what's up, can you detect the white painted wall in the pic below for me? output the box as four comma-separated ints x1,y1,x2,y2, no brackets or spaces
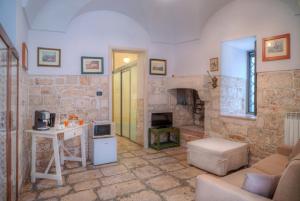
173,0,300,76
0,0,17,46
221,44,247,79
28,11,174,76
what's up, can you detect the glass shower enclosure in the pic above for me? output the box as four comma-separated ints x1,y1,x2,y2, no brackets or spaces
0,25,20,201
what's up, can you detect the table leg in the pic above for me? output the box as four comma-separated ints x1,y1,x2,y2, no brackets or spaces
60,140,64,166
31,135,36,183
53,137,63,185
80,129,86,167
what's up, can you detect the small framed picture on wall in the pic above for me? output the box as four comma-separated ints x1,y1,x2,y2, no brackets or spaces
37,47,61,67
81,56,104,74
262,33,290,61
209,57,219,72
22,42,28,70
149,59,167,75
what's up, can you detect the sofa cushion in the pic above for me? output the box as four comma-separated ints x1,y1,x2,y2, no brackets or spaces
241,173,280,198
252,154,288,175
222,167,266,187
288,139,300,160
273,154,300,201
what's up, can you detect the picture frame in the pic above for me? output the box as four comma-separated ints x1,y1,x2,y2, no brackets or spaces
22,42,28,70
37,47,61,67
149,59,167,75
81,56,104,74
262,33,290,62
209,57,219,72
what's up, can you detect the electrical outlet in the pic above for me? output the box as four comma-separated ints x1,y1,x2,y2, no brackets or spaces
96,91,103,96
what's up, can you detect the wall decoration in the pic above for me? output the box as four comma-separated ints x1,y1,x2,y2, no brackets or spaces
209,57,219,72
37,47,61,67
22,42,28,70
150,59,167,75
262,33,290,61
81,56,104,74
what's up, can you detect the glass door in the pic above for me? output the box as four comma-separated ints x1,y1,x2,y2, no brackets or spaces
113,72,121,135
0,25,19,201
0,31,8,201
121,69,131,138
129,66,137,142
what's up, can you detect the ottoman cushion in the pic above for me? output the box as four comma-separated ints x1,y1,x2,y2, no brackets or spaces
187,138,249,176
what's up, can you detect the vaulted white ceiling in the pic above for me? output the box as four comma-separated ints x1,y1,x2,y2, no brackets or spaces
23,0,300,44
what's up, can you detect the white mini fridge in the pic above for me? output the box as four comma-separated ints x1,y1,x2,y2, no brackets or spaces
93,136,117,165
92,121,117,165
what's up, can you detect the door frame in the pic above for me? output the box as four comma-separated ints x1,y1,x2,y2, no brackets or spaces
109,47,149,147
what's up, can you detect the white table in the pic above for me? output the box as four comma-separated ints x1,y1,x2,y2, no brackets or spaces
26,124,87,185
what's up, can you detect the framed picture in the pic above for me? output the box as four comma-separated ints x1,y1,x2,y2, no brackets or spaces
209,57,219,72
262,33,290,61
22,42,28,70
150,59,167,75
81,56,104,74
37,47,61,67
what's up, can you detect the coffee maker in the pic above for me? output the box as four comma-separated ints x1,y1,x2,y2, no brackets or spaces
33,110,51,130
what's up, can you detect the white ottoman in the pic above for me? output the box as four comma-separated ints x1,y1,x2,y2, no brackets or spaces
187,138,248,176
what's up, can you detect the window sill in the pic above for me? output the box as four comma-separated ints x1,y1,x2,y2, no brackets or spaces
220,114,257,121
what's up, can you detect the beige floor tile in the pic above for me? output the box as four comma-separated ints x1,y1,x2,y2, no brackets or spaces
132,165,162,179
173,153,187,161
100,172,136,186
146,175,180,191
161,186,195,201
186,177,197,188
163,147,187,155
61,190,97,201
100,164,128,176
149,157,178,166
73,180,100,192
97,180,145,200
170,167,206,180
19,191,37,201
36,177,66,190
38,186,72,199
159,163,186,172
121,157,149,168
119,152,135,158
117,190,162,201
142,153,167,160
67,169,103,184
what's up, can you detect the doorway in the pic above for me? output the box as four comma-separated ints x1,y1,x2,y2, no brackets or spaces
112,50,143,143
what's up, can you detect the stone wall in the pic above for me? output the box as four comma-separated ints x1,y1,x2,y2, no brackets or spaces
28,75,110,169
206,70,300,162
220,76,246,116
147,78,194,128
19,68,30,190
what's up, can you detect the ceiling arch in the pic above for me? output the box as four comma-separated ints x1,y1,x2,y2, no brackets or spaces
23,0,300,44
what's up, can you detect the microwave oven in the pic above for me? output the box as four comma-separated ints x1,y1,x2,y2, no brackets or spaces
93,121,114,138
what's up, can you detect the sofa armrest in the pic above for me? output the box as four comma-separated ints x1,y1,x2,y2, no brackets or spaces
195,174,272,201
277,144,293,156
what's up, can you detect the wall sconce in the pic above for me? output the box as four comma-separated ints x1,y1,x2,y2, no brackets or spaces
207,71,218,88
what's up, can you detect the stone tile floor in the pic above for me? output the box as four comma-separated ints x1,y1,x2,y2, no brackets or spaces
20,136,208,201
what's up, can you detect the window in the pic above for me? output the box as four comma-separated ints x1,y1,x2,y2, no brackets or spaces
246,51,256,115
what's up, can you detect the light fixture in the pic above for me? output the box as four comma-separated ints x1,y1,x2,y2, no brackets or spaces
123,57,131,64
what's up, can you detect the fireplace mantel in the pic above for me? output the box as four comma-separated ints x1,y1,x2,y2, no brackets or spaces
165,75,210,101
